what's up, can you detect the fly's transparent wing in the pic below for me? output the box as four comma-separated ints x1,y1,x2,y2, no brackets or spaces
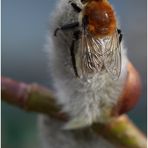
103,30,121,80
79,30,103,76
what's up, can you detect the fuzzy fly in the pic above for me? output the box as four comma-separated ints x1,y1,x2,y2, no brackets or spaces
54,0,122,80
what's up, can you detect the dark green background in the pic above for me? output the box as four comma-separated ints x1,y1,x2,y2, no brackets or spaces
2,0,147,148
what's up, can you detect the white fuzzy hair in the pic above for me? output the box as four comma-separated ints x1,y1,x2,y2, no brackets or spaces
46,0,128,128
39,0,128,147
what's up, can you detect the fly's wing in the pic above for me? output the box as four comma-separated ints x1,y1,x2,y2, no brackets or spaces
78,29,103,77
103,30,121,80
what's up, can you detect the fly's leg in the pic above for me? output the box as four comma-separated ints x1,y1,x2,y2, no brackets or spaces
68,0,82,13
54,0,82,36
82,15,89,31
70,40,78,77
70,2,82,13
70,30,81,77
54,22,79,36
117,29,123,44
81,0,88,4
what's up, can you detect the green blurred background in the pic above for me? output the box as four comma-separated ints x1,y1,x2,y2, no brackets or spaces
2,0,147,148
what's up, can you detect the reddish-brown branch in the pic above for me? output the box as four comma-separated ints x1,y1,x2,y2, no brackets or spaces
2,76,67,121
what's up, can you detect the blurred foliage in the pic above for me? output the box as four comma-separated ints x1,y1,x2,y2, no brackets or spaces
2,102,41,148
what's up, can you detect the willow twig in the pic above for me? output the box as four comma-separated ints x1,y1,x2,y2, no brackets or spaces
1,76,147,148
1,76,67,121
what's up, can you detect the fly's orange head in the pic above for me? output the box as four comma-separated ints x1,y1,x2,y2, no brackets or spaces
83,0,116,37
